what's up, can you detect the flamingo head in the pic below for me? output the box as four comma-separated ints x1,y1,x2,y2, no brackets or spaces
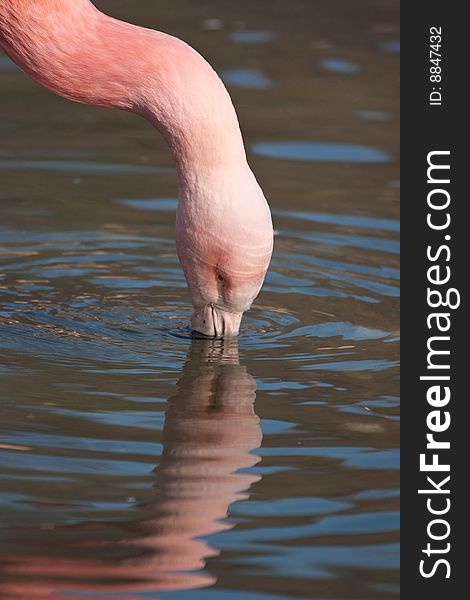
176,169,273,338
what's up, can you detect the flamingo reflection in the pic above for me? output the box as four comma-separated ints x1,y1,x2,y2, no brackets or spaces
0,339,261,599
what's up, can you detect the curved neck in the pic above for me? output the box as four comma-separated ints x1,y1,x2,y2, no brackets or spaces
0,0,248,178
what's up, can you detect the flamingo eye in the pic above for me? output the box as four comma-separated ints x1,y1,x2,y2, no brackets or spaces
217,273,224,283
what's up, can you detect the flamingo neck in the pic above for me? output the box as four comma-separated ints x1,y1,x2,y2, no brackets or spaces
0,0,248,181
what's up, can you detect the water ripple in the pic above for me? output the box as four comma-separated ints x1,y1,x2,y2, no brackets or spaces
252,141,392,163
319,58,362,74
229,30,276,44
0,159,168,174
221,68,272,89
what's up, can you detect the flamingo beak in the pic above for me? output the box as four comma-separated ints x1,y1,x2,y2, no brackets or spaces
191,305,243,338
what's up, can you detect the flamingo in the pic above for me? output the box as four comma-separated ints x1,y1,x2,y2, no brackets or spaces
0,0,274,338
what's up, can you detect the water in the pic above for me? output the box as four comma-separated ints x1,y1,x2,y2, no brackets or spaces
0,0,399,598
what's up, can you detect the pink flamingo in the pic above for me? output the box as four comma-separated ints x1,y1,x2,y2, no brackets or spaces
0,0,273,338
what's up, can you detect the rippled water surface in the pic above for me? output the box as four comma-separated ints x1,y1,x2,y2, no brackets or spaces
0,0,399,598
